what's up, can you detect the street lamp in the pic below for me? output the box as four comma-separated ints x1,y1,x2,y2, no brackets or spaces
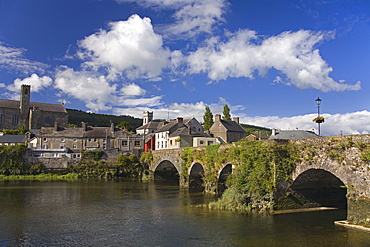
315,97,322,136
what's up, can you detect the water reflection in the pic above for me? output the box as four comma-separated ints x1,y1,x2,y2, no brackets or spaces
0,180,369,246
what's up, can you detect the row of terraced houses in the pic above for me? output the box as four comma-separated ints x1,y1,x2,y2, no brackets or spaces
0,85,248,166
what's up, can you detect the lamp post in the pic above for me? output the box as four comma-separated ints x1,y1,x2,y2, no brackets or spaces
315,97,322,136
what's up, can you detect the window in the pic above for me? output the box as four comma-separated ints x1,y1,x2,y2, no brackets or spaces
60,144,65,149
134,141,141,147
43,138,47,142
42,144,48,149
0,113,3,123
208,141,214,145
12,114,19,125
73,144,77,149
200,140,204,145
73,138,77,142
61,138,65,142
45,117,52,127
122,140,128,146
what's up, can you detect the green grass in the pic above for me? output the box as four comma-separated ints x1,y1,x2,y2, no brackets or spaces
0,173,80,181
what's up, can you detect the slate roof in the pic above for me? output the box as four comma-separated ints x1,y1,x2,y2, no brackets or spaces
155,121,184,133
268,130,318,140
0,99,67,113
38,126,131,138
136,121,161,130
169,127,211,137
220,119,246,133
0,135,28,143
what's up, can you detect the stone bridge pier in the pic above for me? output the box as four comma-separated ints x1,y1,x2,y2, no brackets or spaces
150,148,233,193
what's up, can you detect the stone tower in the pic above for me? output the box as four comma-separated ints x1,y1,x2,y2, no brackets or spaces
143,111,153,125
20,84,31,126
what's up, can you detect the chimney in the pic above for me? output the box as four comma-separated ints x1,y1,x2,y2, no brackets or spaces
111,122,115,133
177,117,183,123
188,125,192,135
215,114,221,122
271,128,276,136
233,117,239,124
82,122,87,131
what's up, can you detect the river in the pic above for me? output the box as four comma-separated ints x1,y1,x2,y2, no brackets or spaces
1,179,370,246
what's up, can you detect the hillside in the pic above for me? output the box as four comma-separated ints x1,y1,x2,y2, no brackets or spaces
67,109,143,129
240,123,271,137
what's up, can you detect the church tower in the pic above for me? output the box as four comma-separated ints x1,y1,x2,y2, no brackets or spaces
143,111,153,125
20,84,31,125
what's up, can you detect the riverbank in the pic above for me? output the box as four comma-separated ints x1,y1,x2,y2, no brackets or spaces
273,207,338,215
0,173,79,181
334,220,370,232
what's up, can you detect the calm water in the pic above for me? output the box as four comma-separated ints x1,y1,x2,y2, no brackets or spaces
1,180,370,247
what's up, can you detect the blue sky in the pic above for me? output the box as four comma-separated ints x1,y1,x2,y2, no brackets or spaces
1,0,370,136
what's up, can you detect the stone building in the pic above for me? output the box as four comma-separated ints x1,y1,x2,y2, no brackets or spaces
31,122,144,159
0,84,68,130
209,114,246,143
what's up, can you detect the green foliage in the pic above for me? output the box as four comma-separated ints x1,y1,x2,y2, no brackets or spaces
115,154,143,177
117,121,133,132
2,125,28,135
0,144,28,175
239,123,271,137
28,163,46,175
360,150,370,161
203,106,214,131
312,116,324,123
81,150,105,161
179,141,298,212
338,137,355,150
140,151,153,165
222,104,231,120
0,173,79,181
206,188,250,211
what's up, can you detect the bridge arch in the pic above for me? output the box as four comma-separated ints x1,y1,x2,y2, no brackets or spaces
153,159,180,182
291,168,347,209
293,158,353,187
217,164,233,194
188,161,205,189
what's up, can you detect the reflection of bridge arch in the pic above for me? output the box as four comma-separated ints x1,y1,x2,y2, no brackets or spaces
188,162,205,189
292,168,347,209
217,164,233,194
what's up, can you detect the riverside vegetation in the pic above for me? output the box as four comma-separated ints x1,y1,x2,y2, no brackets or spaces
0,145,143,180
2,136,370,214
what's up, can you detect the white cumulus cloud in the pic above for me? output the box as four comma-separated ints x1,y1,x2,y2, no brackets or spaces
7,74,52,93
241,111,370,136
55,67,117,111
77,14,171,81
187,29,361,92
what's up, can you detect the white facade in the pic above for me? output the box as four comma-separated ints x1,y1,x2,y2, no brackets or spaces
155,131,169,150
193,137,218,147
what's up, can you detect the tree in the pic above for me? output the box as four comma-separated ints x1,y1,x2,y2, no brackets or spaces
117,121,132,132
222,104,231,120
203,106,214,131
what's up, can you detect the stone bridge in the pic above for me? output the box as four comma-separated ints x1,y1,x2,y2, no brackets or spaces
150,135,370,227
